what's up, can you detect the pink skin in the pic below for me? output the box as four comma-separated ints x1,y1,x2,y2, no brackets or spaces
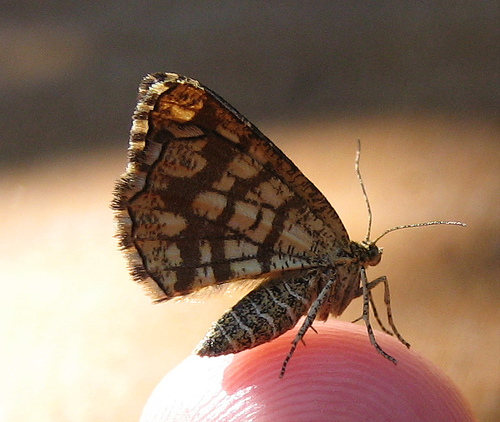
141,320,476,422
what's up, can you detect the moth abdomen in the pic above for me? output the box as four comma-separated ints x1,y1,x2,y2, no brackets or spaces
195,270,318,356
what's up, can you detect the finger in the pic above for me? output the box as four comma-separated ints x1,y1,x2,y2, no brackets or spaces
141,319,475,422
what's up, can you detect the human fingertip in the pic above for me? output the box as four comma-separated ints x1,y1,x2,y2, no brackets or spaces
141,320,475,421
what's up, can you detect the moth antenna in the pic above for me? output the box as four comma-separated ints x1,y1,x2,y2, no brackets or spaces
355,141,466,244
355,139,373,243
373,221,467,244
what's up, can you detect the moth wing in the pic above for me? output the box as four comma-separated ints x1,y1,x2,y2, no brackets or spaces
112,73,349,301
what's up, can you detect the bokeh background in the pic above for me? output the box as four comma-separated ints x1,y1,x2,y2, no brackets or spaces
1,2,498,421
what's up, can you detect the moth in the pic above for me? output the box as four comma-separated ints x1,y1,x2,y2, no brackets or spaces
112,73,465,377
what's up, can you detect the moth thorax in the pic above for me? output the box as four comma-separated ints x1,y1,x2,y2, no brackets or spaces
354,241,382,267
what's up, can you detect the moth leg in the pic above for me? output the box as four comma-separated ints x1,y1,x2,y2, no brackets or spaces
280,271,335,378
360,269,397,363
368,289,394,336
351,276,389,332
353,275,410,348
375,275,410,348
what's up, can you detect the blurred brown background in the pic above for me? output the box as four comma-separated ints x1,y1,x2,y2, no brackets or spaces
1,2,498,421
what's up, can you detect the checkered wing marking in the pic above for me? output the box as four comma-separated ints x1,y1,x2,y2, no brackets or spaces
112,73,350,301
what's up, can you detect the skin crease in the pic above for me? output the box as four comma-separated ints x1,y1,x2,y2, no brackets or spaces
140,320,476,422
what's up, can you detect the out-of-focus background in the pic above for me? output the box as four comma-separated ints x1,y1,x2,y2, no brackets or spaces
1,2,498,421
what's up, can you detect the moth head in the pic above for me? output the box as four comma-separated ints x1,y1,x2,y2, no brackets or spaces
360,240,383,267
